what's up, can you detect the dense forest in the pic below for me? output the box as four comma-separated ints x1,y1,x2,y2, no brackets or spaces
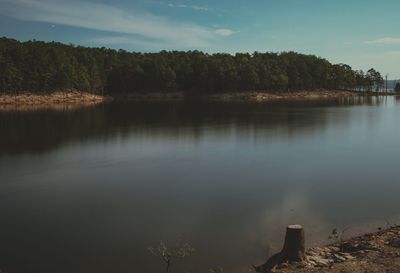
0,37,384,95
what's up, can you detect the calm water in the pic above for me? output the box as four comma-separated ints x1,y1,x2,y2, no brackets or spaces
1,96,400,273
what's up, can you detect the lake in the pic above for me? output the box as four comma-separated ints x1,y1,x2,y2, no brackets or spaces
1,96,400,273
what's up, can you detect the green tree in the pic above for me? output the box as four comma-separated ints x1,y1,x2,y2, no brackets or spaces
0,37,382,96
366,68,384,92
395,83,400,92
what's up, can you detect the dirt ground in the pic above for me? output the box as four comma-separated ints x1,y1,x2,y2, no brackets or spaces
261,226,400,273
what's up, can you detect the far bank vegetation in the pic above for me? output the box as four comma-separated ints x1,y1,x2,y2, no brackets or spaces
0,37,385,97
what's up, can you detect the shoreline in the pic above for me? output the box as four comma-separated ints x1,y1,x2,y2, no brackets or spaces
0,90,112,111
0,90,397,110
260,225,400,273
110,90,397,102
206,90,397,102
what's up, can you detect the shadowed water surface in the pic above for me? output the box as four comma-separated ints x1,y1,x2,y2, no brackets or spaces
1,96,400,273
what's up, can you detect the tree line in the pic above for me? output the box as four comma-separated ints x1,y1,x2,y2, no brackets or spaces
0,37,385,95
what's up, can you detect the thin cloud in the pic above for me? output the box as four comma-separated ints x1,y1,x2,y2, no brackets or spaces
215,28,235,37
364,37,400,45
0,0,218,48
167,3,187,8
167,3,209,11
192,6,209,11
384,51,400,56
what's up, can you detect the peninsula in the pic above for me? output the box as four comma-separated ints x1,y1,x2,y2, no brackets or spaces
0,37,390,107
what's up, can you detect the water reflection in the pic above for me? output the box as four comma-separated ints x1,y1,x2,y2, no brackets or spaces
0,96,388,156
0,96,400,273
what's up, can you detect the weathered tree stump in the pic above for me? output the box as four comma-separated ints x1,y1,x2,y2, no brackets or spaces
281,224,305,261
254,225,305,273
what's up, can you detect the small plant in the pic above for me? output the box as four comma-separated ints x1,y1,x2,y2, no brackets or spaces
148,239,195,273
208,267,223,273
328,227,350,251
328,228,339,242
385,219,393,229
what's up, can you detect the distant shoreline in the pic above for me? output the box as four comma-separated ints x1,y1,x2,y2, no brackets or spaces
0,90,397,110
206,90,366,102
114,90,397,102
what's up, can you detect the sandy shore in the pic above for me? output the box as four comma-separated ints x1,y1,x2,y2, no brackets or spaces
258,225,400,273
0,90,111,111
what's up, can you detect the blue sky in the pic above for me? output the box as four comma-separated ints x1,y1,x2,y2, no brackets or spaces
0,0,399,78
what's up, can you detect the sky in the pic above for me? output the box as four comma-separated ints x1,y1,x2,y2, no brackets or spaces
0,0,399,79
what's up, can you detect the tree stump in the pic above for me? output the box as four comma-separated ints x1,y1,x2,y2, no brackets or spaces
281,225,305,261
254,225,305,273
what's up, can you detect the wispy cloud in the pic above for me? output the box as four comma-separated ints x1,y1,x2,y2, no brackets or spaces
384,51,400,56
167,3,187,8
191,6,209,11
215,28,235,37
167,3,209,11
0,0,224,49
364,37,400,45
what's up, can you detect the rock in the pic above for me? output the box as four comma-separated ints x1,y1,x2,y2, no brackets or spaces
389,239,400,248
328,246,340,252
306,248,320,255
308,260,317,266
333,254,347,262
308,256,331,267
293,261,307,269
340,252,355,260
275,262,289,269
341,242,359,252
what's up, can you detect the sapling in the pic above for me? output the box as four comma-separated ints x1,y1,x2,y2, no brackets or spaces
148,239,195,273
